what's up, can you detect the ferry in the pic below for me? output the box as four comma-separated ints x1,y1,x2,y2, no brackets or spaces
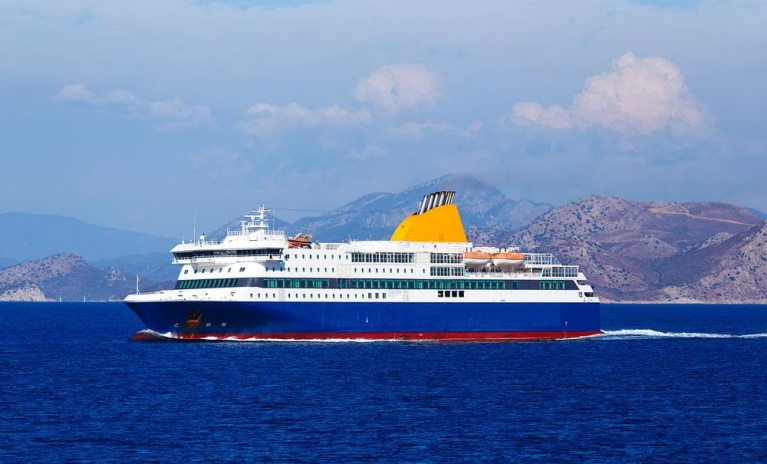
124,191,601,341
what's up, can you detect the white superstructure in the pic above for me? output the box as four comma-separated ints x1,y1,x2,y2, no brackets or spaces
126,205,599,305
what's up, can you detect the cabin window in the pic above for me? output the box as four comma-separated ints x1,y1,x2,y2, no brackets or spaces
184,270,189,274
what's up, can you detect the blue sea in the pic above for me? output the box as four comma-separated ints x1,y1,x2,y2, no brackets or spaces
1,303,766,462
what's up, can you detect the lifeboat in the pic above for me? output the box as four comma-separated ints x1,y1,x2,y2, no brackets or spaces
288,233,313,249
464,251,492,269
491,251,525,269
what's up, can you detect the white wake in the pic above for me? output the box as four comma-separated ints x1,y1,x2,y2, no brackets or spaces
596,329,767,340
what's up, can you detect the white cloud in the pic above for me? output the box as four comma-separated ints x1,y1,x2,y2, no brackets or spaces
236,62,445,138
509,53,709,135
104,89,139,105
56,84,99,104
236,102,372,136
56,84,213,130
353,63,441,115
132,97,214,131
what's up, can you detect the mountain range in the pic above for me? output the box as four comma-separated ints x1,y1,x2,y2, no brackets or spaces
207,174,551,242
1,174,765,302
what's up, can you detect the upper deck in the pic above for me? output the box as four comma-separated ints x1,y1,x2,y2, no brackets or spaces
168,195,582,280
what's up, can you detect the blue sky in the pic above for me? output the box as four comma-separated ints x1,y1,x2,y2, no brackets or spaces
1,0,765,237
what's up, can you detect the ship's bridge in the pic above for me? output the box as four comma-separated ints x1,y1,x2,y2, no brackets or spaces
170,205,286,265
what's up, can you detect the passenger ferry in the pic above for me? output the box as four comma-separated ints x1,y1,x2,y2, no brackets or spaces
124,191,600,341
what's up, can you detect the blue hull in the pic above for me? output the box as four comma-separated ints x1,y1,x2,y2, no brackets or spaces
125,300,601,341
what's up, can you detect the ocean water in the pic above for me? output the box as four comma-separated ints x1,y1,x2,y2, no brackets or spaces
1,303,766,463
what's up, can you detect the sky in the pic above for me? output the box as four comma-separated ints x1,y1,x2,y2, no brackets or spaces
1,0,765,237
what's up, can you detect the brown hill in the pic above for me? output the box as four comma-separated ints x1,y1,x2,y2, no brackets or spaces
0,253,136,301
656,222,767,302
506,196,766,302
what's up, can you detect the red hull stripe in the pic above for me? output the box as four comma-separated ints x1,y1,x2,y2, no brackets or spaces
133,330,603,342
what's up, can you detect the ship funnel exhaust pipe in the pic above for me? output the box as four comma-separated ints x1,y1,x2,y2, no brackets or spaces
416,190,456,215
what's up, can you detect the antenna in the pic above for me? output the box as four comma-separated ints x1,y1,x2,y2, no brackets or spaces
193,208,197,243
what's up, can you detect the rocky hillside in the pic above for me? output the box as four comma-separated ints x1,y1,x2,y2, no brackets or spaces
656,221,767,302
0,254,136,301
506,196,767,303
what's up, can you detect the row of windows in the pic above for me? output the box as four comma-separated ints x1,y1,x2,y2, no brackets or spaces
430,266,466,277
285,254,344,260
174,248,282,260
246,292,387,300
438,290,465,298
177,278,239,289
543,266,580,278
175,277,575,291
350,252,415,263
260,278,572,290
184,267,246,275
264,279,330,289
540,281,567,290
284,292,387,300
430,253,463,264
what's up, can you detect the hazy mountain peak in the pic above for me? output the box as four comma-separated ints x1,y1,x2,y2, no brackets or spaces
287,174,551,242
0,212,176,262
